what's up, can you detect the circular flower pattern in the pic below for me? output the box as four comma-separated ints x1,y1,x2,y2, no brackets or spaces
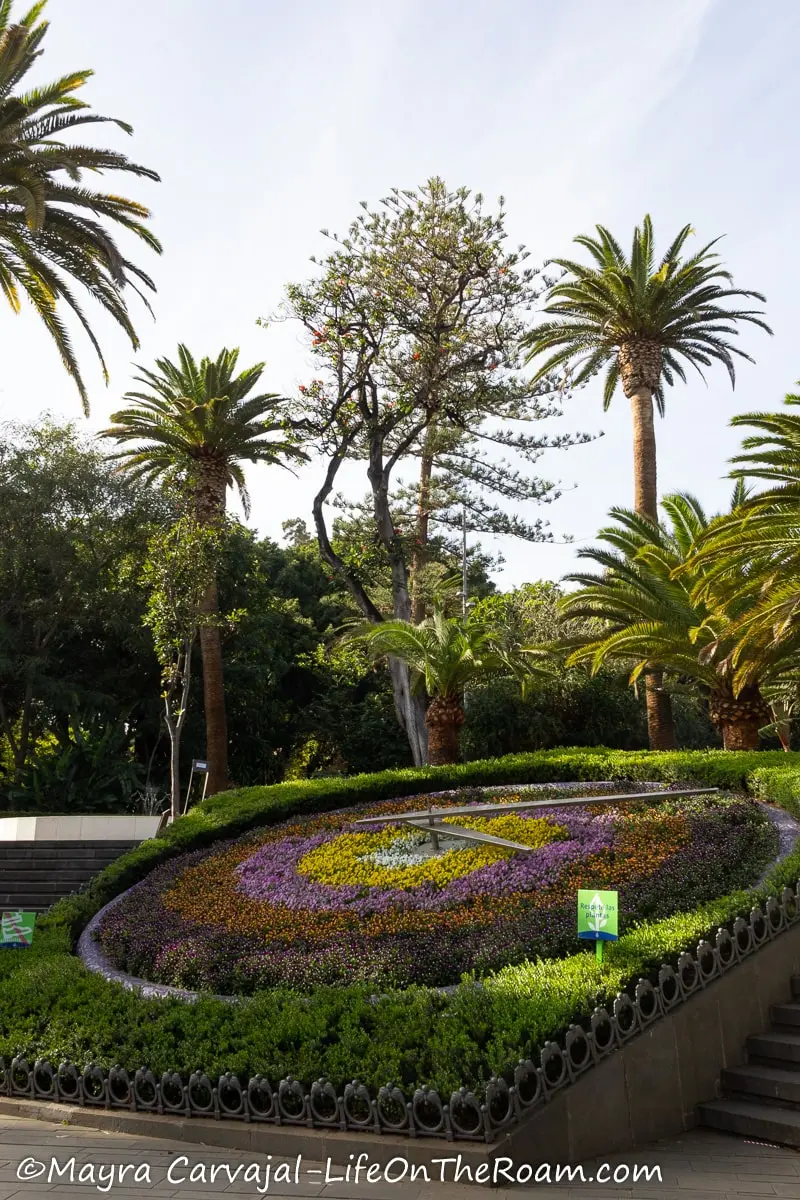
294,814,567,892
95,783,778,993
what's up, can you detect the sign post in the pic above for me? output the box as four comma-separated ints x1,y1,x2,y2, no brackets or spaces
1,911,36,949
577,890,618,964
183,759,210,815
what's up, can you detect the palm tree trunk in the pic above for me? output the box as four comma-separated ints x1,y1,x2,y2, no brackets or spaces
629,387,658,522
425,695,465,766
711,685,769,751
198,578,229,795
644,670,676,750
630,385,677,751
720,720,761,751
193,469,230,796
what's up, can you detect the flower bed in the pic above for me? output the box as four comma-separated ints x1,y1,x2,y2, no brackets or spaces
94,783,778,992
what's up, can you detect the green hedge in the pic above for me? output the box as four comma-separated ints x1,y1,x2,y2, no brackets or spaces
2,747,800,1099
749,767,800,818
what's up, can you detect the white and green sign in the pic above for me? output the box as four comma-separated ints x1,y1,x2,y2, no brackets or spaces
1,911,36,948
578,890,618,961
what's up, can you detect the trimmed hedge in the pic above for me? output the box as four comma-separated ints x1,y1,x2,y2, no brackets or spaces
2,748,800,1099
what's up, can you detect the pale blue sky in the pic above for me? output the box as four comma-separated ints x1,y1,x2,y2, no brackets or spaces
3,0,797,585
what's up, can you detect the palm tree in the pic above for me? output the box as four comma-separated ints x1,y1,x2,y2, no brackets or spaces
522,215,770,749
102,346,306,796
0,1,161,413
685,389,800,702
729,387,800,503
355,607,551,765
561,488,775,750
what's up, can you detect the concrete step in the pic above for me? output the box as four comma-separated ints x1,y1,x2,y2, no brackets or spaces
723,1062,800,1106
1,888,88,899
1,903,52,914
771,1003,800,1028
1,886,88,901
0,862,122,876
747,1030,800,1065
0,840,137,912
699,1098,800,1146
0,870,100,884
0,843,135,858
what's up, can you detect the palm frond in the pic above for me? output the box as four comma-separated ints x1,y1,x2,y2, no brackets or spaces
0,1,161,410
522,216,770,423
102,347,306,518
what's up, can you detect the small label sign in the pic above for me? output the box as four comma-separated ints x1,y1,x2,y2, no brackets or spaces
1,911,36,948
577,890,619,943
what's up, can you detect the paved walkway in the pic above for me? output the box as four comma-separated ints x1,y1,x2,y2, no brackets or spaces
0,1114,799,1199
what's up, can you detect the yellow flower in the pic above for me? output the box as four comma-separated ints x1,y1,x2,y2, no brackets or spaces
297,816,566,892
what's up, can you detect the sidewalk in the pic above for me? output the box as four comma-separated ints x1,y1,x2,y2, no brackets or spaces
1,1114,799,1199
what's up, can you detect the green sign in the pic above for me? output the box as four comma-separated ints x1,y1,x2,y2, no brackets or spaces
0,911,36,948
578,890,618,943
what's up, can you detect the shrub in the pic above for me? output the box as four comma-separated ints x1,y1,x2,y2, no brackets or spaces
748,767,800,818
461,675,720,760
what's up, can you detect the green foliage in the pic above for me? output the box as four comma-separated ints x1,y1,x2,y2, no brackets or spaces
563,491,744,687
218,527,410,782
291,640,411,776
0,428,416,809
282,177,584,633
2,714,146,814
0,420,170,812
326,495,497,618
0,0,161,411
729,388,800,502
103,345,312,791
521,214,770,412
462,674,645,756
142,516,229,816
461,675,717,759
470,581,566,646
2,751,799,1097
286,177,551,430
686,389,800,694
142,518,224,670
749,767,800,819
560,490,789,746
